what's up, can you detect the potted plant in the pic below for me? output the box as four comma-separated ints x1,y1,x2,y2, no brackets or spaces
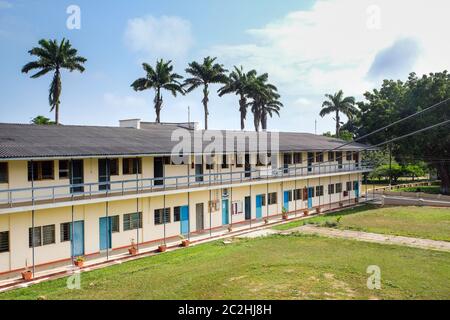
74,256,85,268
227,226,233,232
282,207,289,220
316,207,322,214
339,202,344,208
303,209,309,216
263,218,269,224
158,242,167,253
128,238,138,255
21,259,32,281
179,235,190,247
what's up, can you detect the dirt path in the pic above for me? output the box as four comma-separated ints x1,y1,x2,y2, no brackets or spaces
282,225,450,252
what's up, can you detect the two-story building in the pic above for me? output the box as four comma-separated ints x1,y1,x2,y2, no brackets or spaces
0,121,372,277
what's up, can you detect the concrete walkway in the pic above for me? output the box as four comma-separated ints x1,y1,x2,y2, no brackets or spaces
284,224,450,252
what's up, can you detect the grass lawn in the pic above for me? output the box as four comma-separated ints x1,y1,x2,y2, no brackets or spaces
1,234,449,300
394,185,441,194
274,205,450,242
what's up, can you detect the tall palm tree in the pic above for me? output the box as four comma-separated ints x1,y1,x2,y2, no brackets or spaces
184,56,228,130
22,38,86,124
320,90,358,137
246,73,283,131
131,59,184,123
218,66,256,130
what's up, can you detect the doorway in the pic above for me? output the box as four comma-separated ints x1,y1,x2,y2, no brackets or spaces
245,196,251,220
99,217,112,251
98,159,111,191
154,157,164,186
70,160,84,194
196,203,204,231
72,221,84,257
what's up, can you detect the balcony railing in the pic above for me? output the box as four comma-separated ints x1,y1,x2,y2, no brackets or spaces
0,162,372,208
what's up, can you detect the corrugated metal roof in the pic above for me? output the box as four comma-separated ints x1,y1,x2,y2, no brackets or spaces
0,123,370,159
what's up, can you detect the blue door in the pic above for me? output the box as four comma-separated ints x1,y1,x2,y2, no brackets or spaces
283,191,290,212
72,221,84,257
307,187,314,209
222,199,229,225
354,181,360,198
180,205,189,235
99,217,112,251
256,195,263,219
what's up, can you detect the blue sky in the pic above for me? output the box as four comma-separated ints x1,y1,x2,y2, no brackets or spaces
0,0,448,133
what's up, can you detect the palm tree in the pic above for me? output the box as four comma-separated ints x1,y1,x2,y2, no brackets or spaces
218,66,256,130
184,56,228,130
320,90,358,137
246,73,283,131
22,38,86,124
131,59,184,123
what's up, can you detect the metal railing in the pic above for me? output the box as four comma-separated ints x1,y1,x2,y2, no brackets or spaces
0,162,372,208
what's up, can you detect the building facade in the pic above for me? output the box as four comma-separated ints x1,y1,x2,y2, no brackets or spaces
0,122,372,276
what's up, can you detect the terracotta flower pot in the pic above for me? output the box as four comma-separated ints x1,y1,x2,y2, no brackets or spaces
303,210,309,216
282,213,289,220
74,260,84,268
316,207,322,214
128,247,138,255
181,240,190,247
227,226,233,232
158,244,167,252
339,202,344,207
21,270,33,281
264,218,269,224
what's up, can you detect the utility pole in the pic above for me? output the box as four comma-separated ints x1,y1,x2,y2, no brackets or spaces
188,106,191,129
388,144,392,187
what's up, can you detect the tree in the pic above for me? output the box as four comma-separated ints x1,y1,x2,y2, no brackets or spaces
22,39,87,124
184,57,228,130
246,73,283,131
131,59,184,123
31,115,55,125
218,66,256,130
357,71,450,194
320,90,358,137
323,130,354,141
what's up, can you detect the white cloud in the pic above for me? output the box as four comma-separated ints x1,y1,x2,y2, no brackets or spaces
205,0,450,133
124,15,193,60
210,0,450,98
103,93,148,109
0,1,12,9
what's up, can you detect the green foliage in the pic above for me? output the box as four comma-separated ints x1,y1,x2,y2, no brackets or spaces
322,130,353,141
320,90,358,137
184,56,228,130
245,72,283,131
22,39,87,124
131,59,184,123
347,71,450,194
218,66,257,130
30,115,55,125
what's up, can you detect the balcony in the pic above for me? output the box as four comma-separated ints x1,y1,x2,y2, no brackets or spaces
0,162,372,211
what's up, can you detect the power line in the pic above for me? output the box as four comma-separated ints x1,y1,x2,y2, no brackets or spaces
371,119,450,149
300,97,450,166
330,97,450,152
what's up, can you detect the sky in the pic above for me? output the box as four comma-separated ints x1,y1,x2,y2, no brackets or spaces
0,0,449,133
